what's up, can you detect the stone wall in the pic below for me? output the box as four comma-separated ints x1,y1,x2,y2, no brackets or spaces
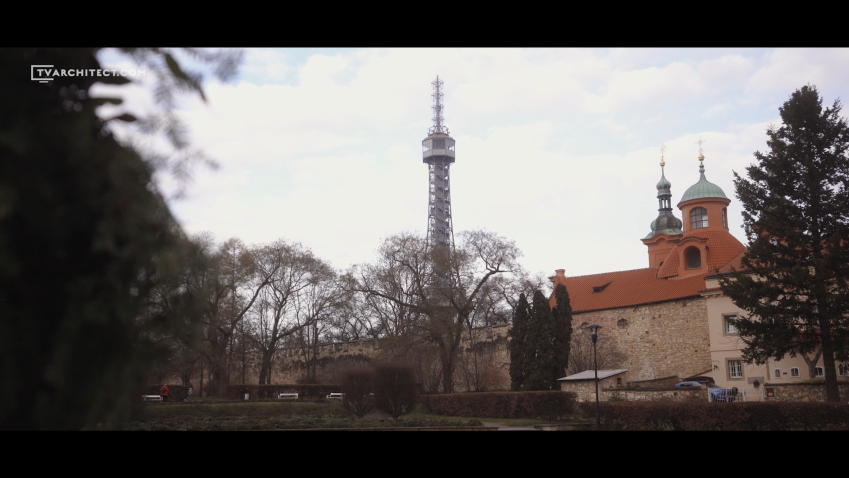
562,378,706,402
572,297,712,383
630,375,679,388
763,382,849,403
602,388,706,402
267,324,512,392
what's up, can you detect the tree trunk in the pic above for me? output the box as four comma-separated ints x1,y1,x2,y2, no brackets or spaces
801,345,823,379
819,320,841,402
258,348,275,385
212,336,231,397
441,351,455,394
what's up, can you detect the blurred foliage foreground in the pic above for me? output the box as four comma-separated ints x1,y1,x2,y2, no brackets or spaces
0,48,238,430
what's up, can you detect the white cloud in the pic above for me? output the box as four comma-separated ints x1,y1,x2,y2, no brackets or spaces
90,48,849,279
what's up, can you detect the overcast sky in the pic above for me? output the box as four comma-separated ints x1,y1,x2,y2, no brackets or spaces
92,48,849,279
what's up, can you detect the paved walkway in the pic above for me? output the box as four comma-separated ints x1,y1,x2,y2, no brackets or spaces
481,421,539,431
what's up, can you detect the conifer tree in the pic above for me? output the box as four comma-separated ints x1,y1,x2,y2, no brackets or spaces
551,284,573,385
717,85,849,402
508,293,530,391
523,290,557,390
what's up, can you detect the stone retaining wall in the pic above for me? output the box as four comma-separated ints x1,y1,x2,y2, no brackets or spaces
763,382,849,403
571,387,706,402
629,375,679,388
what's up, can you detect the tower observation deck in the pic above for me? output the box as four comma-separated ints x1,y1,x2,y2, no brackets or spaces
422,76,456,249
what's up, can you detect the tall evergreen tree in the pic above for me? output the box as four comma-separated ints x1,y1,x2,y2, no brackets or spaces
523,290,557,390
717,85,849,402
551,283,573,385
508,293,530,391
0,48,240,429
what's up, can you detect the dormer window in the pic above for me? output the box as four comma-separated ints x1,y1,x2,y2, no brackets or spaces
685,246,701,269
592,282,611,294
691,207,708,229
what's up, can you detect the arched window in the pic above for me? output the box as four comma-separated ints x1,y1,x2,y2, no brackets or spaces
722,208,727,228
691,207,708,229
617,318,628,329
685,246,701,269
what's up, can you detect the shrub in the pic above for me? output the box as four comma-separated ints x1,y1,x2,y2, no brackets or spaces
341,368,375,418
575,401,849,430
224,384,340,400
147,385,188,402
374,363,418,419
421,391,576,420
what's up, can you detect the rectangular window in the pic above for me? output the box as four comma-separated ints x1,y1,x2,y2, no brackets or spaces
815,366,824,377
725,315,738,334
728,360,743,379
840,364,848,377
790,367,800,377
774,368,781,379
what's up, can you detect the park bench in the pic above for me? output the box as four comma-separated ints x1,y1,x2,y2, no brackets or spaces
278,393,299,400
326,393,344,400
142,395,163,402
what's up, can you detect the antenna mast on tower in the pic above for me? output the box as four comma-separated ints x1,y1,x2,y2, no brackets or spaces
429,76,449,136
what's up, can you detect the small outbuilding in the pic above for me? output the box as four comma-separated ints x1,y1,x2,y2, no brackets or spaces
558,369,629,401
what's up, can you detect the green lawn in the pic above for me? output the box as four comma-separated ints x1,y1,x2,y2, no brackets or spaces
123,400,484,430
123,399,588,430
407,404,586,426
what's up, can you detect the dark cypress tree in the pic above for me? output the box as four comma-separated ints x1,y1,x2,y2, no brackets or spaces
508,293,530,391
551,283,573,385
717,85,849,402
523,290,557,390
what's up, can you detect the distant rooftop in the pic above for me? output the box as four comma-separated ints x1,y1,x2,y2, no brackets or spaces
558,369,628,381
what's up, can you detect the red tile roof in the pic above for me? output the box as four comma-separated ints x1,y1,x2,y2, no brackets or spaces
698,231,747,272
715,249,747,274
552,268,708,313
550,231,746,313
657,245,680,278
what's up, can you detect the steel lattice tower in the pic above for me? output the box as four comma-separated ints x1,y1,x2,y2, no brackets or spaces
422,76,456,251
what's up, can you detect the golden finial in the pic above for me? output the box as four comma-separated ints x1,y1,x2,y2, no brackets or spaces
659,144,667,167
695,136,706,161
766,122,777,145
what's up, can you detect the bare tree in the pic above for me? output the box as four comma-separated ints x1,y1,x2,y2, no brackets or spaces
170,236,279,396
248,241,337,384
349,230,521,393
374,362,418,419
341,367,375,418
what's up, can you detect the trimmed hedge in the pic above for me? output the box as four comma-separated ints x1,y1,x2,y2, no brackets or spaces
224,384,341,400
576,401,849,430
421,391,576,420
147,385,188,402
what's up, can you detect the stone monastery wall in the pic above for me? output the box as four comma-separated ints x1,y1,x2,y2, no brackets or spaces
572,297,712,382
268,296,711,390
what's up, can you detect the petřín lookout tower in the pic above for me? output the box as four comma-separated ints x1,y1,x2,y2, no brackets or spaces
422,76,456,250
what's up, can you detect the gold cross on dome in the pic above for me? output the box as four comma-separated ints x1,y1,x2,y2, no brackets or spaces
766,123,777,145
695,136,706,156
659,144,667,167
